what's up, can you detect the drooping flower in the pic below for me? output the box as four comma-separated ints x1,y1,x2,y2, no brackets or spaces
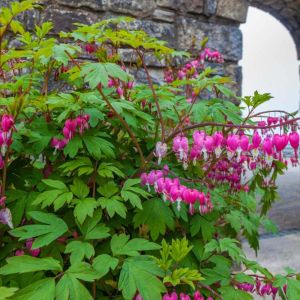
0,207,13,228
154,142,168,164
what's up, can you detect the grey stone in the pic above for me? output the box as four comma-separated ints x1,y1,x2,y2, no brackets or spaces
56,0,108,11
203,0,217,16
176,17,243,61
119,49,167,67
156,0,178,10
216,0,249,23
156,0,203,13
152,9,175,23
123,19,176,48
41,7,99,33
108,0,156,17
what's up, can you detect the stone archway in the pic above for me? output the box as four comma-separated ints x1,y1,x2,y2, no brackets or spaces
249,0,300,58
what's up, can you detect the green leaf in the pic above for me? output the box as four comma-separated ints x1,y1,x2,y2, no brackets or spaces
111,234,161,256
286,278,300,300
83,135,115,159
121,179,150,209
92,254,119,278
0,256,62,275
42,179,67,190
81,63,107,89
219,238,245,263
219,286,254,300
97,162,125,178
66,262,100,282
190,215,215,241
133,198,175,241
98,196,127,219
63,136,83,158
65,241,95,265
71,178,90,199
12,278,55,300
79,211,110,240
74,198,97,224
56,274,93,300
10,211,68,249
170,238,193,263
0,287,18,300
119,256,166,300
163,268,203,289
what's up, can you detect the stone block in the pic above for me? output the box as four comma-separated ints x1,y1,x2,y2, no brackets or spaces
203,0,217,16
152,9,175,22
41,7,99,33
123,19,176,48
156,0,203,14
56,0,108,11
176,17,243,61
108,0,156,17
216,0,248,23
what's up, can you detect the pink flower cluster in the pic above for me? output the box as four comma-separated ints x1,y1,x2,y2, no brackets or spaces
140,170,212,215
15,238,41,257
164,48,224,84
172,129,300,168
136,291,214,300
0,114,15,168
108,77,134,99
51,114,90,152
237,278,286,300
199,48,224,64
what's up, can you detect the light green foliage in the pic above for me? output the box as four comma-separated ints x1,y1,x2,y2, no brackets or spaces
10,211,68,249
119,256,166,300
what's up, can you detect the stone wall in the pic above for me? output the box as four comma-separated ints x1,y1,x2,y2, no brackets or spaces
3,0,300,94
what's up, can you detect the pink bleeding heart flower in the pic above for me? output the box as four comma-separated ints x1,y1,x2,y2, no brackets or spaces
213,131,223,157
135,294,143,300
180,293,191,300
272,134,289,152
163,292,178,300
116,87,124,97
226,134,239,159
172,134,189,162
239,135,249,152
204,136,214,152
193,291,204,300
289,132,299,150
154,142,168,164
15,249,24,256
252,131,262,148
0,207,13,228
1,115,14,132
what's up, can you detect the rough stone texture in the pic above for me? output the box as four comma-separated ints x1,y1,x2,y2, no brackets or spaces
152,9,175,23
216,0,249,23
155,0,203,14
41,6,99,33
176,17,243,61
107,0,156,17
203,0,217,16
2,0,300,91
56,0,109,11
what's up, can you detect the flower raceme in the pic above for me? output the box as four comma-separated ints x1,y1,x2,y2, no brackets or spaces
164,48,224,83
135,291,214,300
140,170,212,215
172,130,299,168
51,114,90,152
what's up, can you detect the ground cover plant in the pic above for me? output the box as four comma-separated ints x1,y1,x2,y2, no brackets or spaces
0,1,300,299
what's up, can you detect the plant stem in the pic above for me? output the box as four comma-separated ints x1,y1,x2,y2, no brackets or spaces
137,50,166,141
197,282,223,300
97,85,146,168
